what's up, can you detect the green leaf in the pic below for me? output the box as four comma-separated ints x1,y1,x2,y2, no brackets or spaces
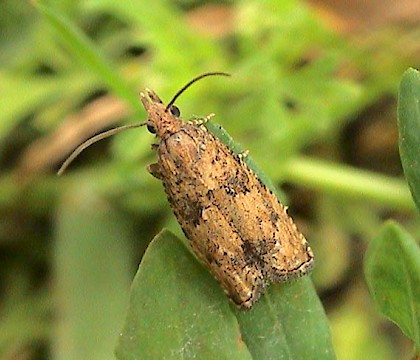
116,230,335,360
115,230,253,360
364,221,420,351
398,68,420,214
235,278,335,359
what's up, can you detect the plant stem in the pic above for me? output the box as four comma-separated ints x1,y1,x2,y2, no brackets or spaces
283,156,416,211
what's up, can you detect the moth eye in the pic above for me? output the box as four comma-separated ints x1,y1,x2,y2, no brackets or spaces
169,105,180,117
147,123,156,134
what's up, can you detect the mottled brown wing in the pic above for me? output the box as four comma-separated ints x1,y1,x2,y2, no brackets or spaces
197,128,314,279
157,124,313,308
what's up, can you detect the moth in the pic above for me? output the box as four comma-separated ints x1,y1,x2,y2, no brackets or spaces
59,72,314,309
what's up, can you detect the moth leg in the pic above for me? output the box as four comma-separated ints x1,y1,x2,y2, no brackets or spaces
238,150,250,160
150,143,159,151
187,113,215,126
147,163,164,180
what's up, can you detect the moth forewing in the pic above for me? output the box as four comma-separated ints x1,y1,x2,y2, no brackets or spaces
141,85,314,309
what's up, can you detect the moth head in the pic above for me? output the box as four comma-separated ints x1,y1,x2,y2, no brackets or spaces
58,72,230,175
142,72,230,139
140,88,183,139
144,104,180,135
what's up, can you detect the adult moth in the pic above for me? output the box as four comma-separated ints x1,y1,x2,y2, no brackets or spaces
59,72,314,309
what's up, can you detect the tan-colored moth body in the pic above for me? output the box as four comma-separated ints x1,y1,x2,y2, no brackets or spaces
59,72,314,309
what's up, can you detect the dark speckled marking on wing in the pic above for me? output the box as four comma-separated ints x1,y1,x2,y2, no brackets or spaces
157,124,314,309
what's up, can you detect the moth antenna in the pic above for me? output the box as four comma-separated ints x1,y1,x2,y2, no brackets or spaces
165,72,230,111
57,122,146,176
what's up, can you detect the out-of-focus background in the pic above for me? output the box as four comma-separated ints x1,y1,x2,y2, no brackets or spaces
1,0,419,359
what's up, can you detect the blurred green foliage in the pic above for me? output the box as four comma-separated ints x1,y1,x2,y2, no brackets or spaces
365,221,420,354
1,0,420,359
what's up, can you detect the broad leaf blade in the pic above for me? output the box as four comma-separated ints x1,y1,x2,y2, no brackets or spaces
115,230,253,360
398,68,420,213
116,230,335,360
364,221,420,351
235,278,335,360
